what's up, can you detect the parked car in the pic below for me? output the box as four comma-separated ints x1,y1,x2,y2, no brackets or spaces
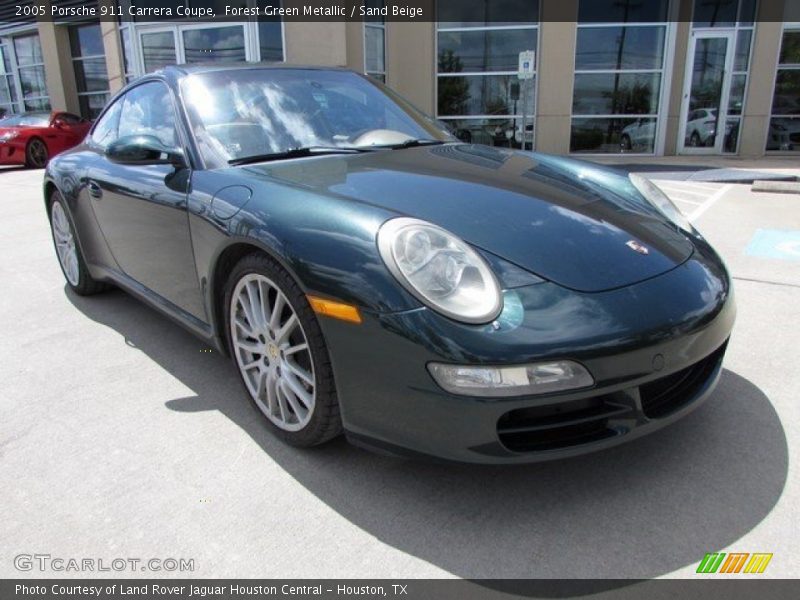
620,118,655,152
44,65,735,463
683,108,733,147
0,111,91,168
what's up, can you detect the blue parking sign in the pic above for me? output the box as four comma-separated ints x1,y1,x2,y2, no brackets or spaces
745,229,800,261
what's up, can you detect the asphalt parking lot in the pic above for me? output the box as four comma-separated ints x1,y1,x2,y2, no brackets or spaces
1,163,798,583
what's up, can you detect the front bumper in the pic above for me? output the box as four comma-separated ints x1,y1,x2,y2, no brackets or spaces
0,140,25,165
318,238,735,464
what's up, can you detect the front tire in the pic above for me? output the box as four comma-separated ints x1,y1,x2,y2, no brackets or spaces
49,192,108,295
225,253,342,447
26,138,48,168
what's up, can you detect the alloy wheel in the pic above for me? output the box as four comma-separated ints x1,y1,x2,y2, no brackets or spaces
51,201,79,286
28,139,48,168
230,273,316,431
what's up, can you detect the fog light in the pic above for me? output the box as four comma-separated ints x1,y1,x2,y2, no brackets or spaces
427,360,594,397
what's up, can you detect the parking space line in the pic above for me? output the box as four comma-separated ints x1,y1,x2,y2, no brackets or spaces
689,185,733,222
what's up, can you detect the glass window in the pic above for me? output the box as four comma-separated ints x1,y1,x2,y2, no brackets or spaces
573,73,661,115
578,0,669,23
571,117,658,153
438,29,538,73
364,1,386,81
70,24,110,119
766,28,800,152
436,2,538,149
572,16,667,154
91,98,122,148
259,19,284,62
575,26,666,71
141,31,177,73
69,23,104,57
183,26,246,64
693,0,757,27
13,35,43,66
437,0,538,28
118,82,179,148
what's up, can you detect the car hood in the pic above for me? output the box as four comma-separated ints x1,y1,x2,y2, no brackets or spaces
237,144,694,293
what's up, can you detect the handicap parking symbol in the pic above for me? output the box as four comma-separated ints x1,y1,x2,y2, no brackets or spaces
746,229,800,261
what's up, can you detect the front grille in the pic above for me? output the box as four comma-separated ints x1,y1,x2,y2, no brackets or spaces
497,396,630,453
639,342,727,419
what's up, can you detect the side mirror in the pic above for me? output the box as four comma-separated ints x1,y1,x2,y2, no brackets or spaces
106,135,186,167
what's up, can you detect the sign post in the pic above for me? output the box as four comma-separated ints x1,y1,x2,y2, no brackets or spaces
517,51,535,151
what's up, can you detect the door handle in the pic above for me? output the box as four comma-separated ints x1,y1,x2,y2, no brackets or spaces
88,181,102,199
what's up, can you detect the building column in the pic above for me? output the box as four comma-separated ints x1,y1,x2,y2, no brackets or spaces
662,0,694,156
99,0,126,93
385,21,435,115
284,21,348,66
37,20,78,113
739,0,786,157
535,0,579,155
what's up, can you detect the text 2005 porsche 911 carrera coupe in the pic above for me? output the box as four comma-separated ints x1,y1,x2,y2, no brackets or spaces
44,65,735,463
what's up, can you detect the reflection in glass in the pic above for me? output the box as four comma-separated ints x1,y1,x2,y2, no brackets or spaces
440,117,529,149
141,31,177,73
13,35,43,66
728,74,746,115
24,97,51,111
438,29,537,73
183,27,246,64
365,26,385,73
779,31,800,65
578,0,669,23
119,82,178,147
438,74,534,117
693,0,739,27
576,26,665,71
18,66,47,99
69,24,104,58
74,58,109,93
723,117,740,153
685,37,728,147
734,29,752,71
573,73,660,115
766,117,799,151
571,117,656,153
79,93,109,120
259,20,284,62
771,71,800,115
437,0,538,28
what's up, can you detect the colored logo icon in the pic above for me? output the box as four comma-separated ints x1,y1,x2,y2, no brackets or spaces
696,552,773,574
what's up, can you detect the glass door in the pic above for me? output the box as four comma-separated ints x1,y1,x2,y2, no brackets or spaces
679,31,736,154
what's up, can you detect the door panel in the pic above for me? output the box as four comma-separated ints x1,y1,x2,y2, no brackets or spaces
88,81,206,321
679,33,735,154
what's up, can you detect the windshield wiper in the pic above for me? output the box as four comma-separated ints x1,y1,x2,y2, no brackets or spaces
228,146,372,166
377,139,447,150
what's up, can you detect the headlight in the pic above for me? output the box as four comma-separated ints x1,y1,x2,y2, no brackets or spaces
0,131,19,141
428,360,594,397
629,173,693,232
377,217,502,324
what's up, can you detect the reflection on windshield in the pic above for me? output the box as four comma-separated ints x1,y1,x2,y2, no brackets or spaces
181,69,452,168
0,113,50,127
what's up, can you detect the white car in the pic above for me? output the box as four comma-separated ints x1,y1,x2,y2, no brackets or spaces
683,108,733,147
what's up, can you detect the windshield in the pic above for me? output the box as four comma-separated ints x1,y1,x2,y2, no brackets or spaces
181,68,453,168
0,112,50,127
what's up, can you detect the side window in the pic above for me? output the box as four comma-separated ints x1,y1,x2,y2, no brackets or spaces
90,98,122,148
118,82,179,148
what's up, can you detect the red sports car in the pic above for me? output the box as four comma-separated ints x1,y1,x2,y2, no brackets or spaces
0,111,92,169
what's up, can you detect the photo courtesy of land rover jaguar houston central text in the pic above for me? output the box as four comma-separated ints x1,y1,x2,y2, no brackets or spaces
44,65,735,464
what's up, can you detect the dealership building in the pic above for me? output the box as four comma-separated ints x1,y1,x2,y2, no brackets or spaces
1,0,798,158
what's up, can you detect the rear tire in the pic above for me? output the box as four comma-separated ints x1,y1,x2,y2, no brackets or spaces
224,252,342,447
49,191,109,296
25,138,48,168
